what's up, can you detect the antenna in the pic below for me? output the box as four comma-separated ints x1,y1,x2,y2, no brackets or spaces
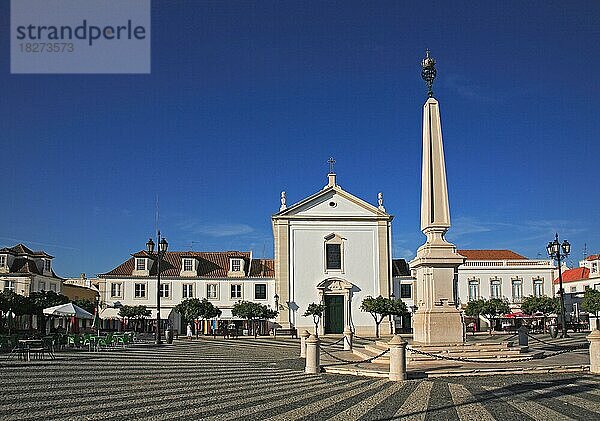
583,243,588,259
189,241,200,251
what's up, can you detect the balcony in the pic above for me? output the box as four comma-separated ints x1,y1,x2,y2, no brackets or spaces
462,259,553,268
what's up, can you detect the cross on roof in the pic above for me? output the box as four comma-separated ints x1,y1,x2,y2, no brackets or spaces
328,157,335,174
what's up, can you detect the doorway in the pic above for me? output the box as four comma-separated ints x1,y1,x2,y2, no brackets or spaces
324,295,344,334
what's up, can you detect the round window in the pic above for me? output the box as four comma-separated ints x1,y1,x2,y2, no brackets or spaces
329,201,336,207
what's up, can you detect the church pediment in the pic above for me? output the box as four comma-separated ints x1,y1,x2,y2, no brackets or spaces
316,278,353,291
274,186,391,219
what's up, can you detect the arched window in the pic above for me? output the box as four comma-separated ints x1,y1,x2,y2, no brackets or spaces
490,278,501,299
468,278,479,301
511,278,523,303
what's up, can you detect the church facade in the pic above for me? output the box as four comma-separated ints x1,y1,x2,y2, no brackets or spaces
272,171,393,335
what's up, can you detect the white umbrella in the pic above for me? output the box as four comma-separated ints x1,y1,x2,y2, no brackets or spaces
43,303,94,320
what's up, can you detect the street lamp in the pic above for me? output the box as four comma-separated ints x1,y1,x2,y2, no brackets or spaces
274,293,279,310
147,232,168,345
547,233,571,338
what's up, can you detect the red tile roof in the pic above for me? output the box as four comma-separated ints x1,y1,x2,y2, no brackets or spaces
585,254,600,261
100,251,274,278
553,267,590,284
458,250,527,260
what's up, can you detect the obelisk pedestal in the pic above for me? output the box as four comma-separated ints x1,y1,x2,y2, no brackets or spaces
409,51,465,345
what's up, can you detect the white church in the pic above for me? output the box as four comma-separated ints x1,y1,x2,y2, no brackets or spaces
272,168,393,335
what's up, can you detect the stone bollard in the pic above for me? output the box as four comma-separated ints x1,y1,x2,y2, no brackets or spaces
587,329,600,375
388,335,408,382
343,327,353,351
300,330,310,358
518,325,529,347
305,334,320,374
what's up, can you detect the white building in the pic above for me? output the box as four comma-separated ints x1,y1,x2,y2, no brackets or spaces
580,254,600,277
457,249,556,309
0,243,63,296
98,251,275,333
272,171,393,335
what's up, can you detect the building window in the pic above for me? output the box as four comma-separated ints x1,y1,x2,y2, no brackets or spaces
254,284,267,300
44,259,51,271
182,284,193,298
592,262,598,273
570,286,577,293
183,259,194,272
50,283,57,292
159,284,170,298
39,281,46,291
111,283,122,297
490,279,501,299
533,278,544,297
400,284,411,299
468,280,479,301
231,284,242,299
0,255,7,266
4,280,15,292
207,284,219,299
326,244,342,270
136,258,146,271
134,283,146,298
231,258,242,272
512,279,523,303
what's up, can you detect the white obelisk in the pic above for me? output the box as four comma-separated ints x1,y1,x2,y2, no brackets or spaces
409,51,465,344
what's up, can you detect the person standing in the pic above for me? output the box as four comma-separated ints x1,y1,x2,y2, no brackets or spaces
186,323,193,339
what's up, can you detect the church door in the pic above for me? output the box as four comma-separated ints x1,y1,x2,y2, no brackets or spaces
324,295,344,334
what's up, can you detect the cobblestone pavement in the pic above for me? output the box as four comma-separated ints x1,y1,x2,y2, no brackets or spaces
1,337,599,420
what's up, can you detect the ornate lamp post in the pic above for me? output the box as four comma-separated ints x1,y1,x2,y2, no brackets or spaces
547,233,571,338
146,232,168,345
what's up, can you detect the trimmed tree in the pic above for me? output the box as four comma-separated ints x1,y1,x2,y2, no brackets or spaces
29,290,70,333
119,305,151,332
360,295,408,338
303,303,326,334
582,288,600,330
464,298,510,333
72,298,96,315
232,301,274,338
174,298,203,332
520,296,559,317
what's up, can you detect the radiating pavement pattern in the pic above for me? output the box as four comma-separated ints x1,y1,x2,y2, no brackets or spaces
0,337,598,420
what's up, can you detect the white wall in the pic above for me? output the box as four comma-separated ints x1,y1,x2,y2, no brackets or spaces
289,220,381,332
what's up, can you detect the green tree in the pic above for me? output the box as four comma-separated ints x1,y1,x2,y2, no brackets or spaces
360,295,408,338
72,298,96,314
520,296,559,316
302,302,325,334
582,289,600,330
0,291,32,334
464,298,510,333
119,305,151,332
29,290,70,333
174,298,203,329
232,301,276,338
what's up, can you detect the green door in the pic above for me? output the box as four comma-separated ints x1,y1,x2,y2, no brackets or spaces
324,295,344,334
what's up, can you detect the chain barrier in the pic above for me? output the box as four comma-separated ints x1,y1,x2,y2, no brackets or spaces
319,336,345,347
526,332,589,350
406,343,586,364
320,346,389,367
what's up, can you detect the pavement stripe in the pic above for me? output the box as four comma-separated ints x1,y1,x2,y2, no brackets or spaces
264,379,390,421
531,385,600,415
166,378,367,421
482,386,575,421
448,383,494,421
12,370,325,420
393,380,433,420
324,381,405,421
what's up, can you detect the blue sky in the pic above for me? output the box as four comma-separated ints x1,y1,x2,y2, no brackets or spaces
1,1,599,277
